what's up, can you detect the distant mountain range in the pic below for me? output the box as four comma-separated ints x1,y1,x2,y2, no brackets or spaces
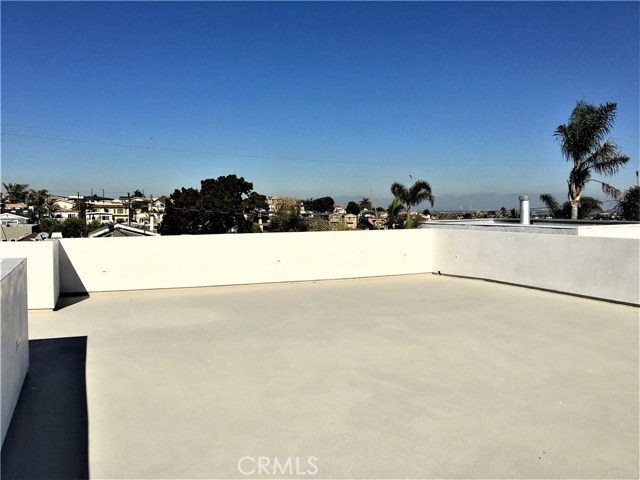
333,193,570,212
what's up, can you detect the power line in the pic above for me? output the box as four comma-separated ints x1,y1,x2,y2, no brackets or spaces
1,131,564,168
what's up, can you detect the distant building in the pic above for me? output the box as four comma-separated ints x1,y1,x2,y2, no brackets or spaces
87,204,130,223
344,213,358,230
1,204,35,223
0,212,38,242
52,209,80,220
88,223,159,238
1,212,30,226
86,211,115,225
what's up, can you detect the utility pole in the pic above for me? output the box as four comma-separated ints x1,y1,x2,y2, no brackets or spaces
127,192,131,225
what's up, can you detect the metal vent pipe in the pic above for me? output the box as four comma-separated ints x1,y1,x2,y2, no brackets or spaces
519,195,530,225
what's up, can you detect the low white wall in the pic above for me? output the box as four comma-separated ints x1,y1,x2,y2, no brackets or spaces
577,224,640,239
433,229,640,305
1,258,29,447
1,241,60,309
59,230,433,293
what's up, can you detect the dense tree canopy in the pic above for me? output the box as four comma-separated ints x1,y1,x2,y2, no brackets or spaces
303,196,335,213
345,201,360,215
2,182,30,203
269,197,308,232
618,186,640,220
160,175,262,235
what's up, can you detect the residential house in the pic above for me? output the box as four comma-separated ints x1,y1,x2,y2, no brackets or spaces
52,198,76,210
1,204,35,223
1,212,37,241
86,211,115,225
53,209,81,220
344,213,358,230
329,212,344,225
87,203,130,223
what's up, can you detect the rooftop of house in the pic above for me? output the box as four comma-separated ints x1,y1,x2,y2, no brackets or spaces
2,274,638,479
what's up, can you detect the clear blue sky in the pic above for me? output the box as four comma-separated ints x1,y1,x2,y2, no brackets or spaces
2,1,638,204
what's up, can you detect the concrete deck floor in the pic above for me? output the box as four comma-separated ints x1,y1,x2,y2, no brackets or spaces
21,275,640,478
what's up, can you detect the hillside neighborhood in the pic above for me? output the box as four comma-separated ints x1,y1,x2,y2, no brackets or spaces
2,179,639,241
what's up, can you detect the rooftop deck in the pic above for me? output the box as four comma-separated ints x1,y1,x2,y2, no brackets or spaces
3,274,638,478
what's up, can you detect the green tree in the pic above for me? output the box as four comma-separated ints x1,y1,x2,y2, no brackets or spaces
86,219,104,234
43,196,60,218
38,218,61,236
555,101,630,219
359,197,372,210
539,194,563,218
160,187,202,235
75,198,88,219
618,186,640,220
269,197,308,232
540,194,602,219
303,196,335,214
243,192,268,212
133,189,144,197
346,201,360,215
60,217,86,238
160,175,261,235
390,180,434,228
386,197,405,228
26,189,50,218
2,182,30,203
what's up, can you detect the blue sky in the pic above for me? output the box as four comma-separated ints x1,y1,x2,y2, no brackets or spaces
1,1,638,205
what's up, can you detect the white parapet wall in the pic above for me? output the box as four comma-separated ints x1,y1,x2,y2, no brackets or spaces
1,258,29,447
58,229,434,293
1,241,60,309
5,227,639,307
433,229,640,305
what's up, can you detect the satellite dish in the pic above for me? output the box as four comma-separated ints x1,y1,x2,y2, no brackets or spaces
36,232,50,241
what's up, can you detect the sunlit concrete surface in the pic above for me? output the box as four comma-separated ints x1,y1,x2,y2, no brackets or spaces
26,274,639,479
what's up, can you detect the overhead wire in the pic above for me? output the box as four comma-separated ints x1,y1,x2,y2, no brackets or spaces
1,131,565,168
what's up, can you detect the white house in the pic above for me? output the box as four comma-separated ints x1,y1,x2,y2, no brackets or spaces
86,211,115,225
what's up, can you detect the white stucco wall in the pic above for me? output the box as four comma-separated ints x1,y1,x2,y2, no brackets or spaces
576,224,640,239
433,229,640,305
1,258,29,447
1,241,60,309
59,230,433,293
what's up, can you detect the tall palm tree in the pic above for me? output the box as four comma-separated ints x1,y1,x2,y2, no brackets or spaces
2,182,30,203
555,101,629,219
359,197,372,211
390,180,434,227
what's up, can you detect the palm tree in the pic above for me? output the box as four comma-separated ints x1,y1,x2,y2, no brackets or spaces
617,186,640,220
390,180,434,228
44,197,60,218
539,194,562,218
386,197,405,229
359,197,372,211
2,182,30,203
540,193,602,219
555,101,629,219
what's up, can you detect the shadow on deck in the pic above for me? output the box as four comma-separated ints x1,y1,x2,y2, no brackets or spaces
1,336,88,480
